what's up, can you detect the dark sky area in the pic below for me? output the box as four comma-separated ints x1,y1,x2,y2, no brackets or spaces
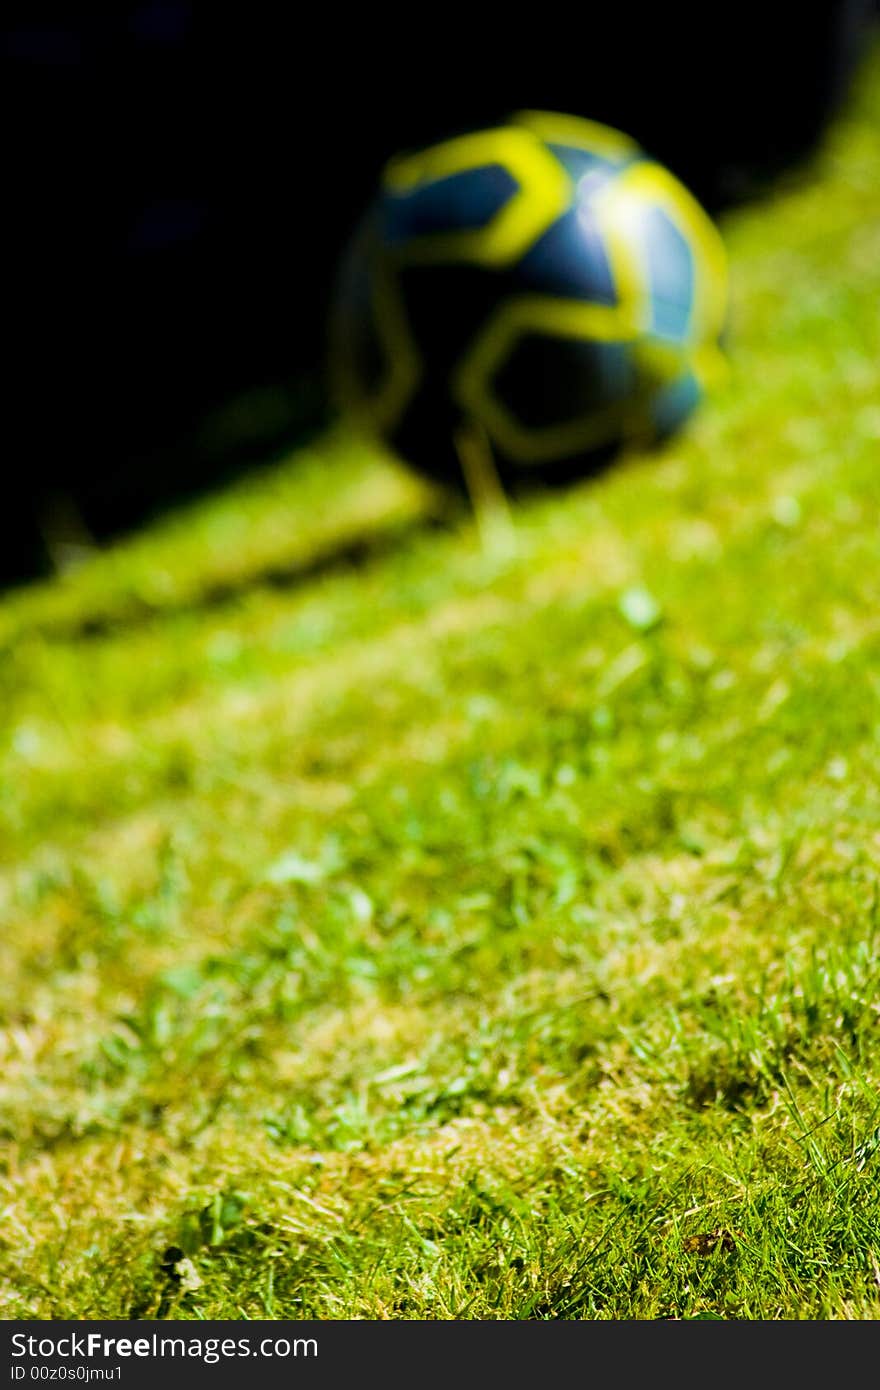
3,2,877,585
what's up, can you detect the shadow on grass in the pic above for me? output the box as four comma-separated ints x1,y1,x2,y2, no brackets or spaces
32,504,459,646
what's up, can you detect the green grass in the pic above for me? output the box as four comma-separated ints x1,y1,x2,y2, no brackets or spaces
2,49,880,1321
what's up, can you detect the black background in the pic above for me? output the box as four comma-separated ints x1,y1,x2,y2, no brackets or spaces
3,1,878,586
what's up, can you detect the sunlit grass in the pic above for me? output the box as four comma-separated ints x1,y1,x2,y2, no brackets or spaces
1,46,879,1321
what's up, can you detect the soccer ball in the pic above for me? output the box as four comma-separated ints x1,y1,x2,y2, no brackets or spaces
328,111,728,490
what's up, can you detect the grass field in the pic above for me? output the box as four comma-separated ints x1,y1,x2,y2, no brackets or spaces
2,47,880,1321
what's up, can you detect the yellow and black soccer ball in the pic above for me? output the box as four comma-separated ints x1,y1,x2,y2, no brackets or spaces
329,112,728,489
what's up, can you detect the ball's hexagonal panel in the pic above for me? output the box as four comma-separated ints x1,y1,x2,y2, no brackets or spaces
382,164,520,248
514,205,619,305
382,127,572,268
641,205,696,342
329,230,421,435
492,331,632,432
